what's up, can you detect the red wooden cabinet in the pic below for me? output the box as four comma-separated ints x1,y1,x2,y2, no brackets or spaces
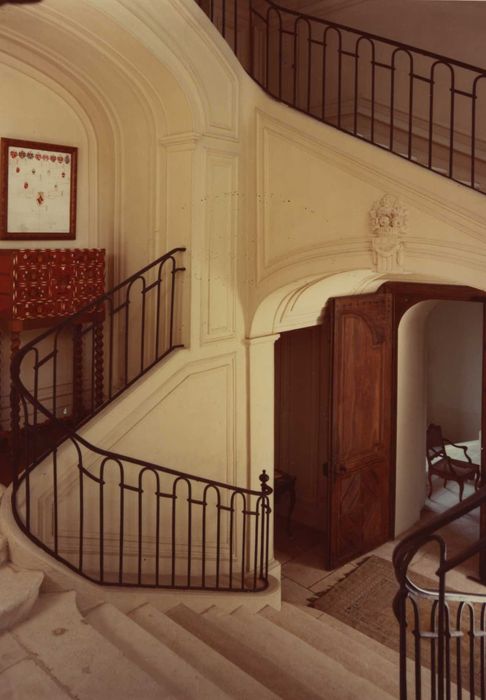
0,248,104,327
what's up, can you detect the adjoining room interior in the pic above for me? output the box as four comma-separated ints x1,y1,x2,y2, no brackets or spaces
275,296,484,609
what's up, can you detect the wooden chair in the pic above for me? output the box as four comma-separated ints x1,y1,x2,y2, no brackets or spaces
426,423,481,501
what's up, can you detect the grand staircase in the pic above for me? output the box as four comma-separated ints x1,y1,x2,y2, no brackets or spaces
0,540,404,699
0,486,402,699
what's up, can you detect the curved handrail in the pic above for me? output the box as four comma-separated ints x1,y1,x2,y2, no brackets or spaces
197,0,486,194
392,487,486,698
11,247,272,592
261,0,486,74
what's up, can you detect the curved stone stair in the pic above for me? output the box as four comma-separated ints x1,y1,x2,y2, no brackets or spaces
0,501,419,700
0,589,409,699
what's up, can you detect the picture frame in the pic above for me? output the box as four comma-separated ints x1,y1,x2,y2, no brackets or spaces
0,137,78,241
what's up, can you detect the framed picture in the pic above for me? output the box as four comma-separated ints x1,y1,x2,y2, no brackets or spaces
0,138,77,241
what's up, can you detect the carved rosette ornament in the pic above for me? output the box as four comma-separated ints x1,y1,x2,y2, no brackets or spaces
369,194,408,273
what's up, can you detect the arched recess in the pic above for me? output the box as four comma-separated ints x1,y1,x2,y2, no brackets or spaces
0,0,217,279
0,0,238,430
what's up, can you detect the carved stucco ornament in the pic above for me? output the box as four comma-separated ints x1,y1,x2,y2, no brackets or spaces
369,194,408,273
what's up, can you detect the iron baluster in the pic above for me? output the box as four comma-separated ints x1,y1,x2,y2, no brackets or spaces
10,246,272,594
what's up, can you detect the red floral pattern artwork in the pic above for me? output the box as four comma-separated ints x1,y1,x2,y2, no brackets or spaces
6,142,76,236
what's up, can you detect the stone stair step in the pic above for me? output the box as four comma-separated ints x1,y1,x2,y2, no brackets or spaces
316,610,401,663
0,534,7,567
208,605,396,700
11,591,163,700
314,609,432,695
0,658,72,699
0,631,29,673
86,602,228,700
131,603,278,700
0,564,43,632
261,602,399,696
167,602,320,700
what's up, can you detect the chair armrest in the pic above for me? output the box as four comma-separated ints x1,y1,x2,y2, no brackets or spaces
444,438,472,464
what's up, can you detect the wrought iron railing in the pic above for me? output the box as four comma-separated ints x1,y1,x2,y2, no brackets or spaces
196,0,486,194
10,248,272,591
393,488,486,699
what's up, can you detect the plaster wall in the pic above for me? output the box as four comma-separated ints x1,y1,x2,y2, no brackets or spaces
426,300,483,442
395,301,435,536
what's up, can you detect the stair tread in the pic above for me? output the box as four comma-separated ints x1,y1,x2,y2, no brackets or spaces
261,602,399,696
0,564,43,632
167,602,322,700
11,591,164,700
315,609,402,664
0,631,28,673
0,534,7,567
87,602,229,700
0,658,73,699
209,605,396,700
311,608,432,693
131,603,278,700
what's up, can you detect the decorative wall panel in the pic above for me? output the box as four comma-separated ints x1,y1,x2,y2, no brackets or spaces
201,151,237,342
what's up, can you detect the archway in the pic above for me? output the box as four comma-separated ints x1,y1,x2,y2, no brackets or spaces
250,271,486,579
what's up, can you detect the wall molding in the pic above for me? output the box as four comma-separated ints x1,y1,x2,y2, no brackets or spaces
200,149,238,344
255,109,486,285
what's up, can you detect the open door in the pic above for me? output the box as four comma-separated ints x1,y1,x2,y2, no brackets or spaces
325,293,394,568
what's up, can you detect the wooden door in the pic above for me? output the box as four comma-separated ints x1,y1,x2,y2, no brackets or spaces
326,293,394,568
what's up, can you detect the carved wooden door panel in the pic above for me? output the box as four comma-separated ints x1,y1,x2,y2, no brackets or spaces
326,293,393,569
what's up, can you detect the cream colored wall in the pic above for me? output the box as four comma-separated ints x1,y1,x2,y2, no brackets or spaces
5,0,486,583
426,300,483,443
0,62,94,249
395,301,436,536
1,0,260,577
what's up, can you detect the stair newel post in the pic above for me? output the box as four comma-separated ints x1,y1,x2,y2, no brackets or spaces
259,469,271,581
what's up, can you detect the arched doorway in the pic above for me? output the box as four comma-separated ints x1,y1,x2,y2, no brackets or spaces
274,282,486,577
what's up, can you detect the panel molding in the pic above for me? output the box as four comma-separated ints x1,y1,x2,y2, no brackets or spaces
200,150,238,343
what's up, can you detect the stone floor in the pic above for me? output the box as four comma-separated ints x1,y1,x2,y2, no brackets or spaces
275,475,484,621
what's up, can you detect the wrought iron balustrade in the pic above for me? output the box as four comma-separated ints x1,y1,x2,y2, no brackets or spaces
10,248,272,592
393,488,486,699
196,0,486,194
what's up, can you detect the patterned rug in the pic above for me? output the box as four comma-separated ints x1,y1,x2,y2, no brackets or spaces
311,555,482,694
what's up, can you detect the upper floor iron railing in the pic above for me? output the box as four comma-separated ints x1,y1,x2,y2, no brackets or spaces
196,0,486,194
10,248,272,591
393,488,486,699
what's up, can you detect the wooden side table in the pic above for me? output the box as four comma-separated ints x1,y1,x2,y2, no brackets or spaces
274,469,297,535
